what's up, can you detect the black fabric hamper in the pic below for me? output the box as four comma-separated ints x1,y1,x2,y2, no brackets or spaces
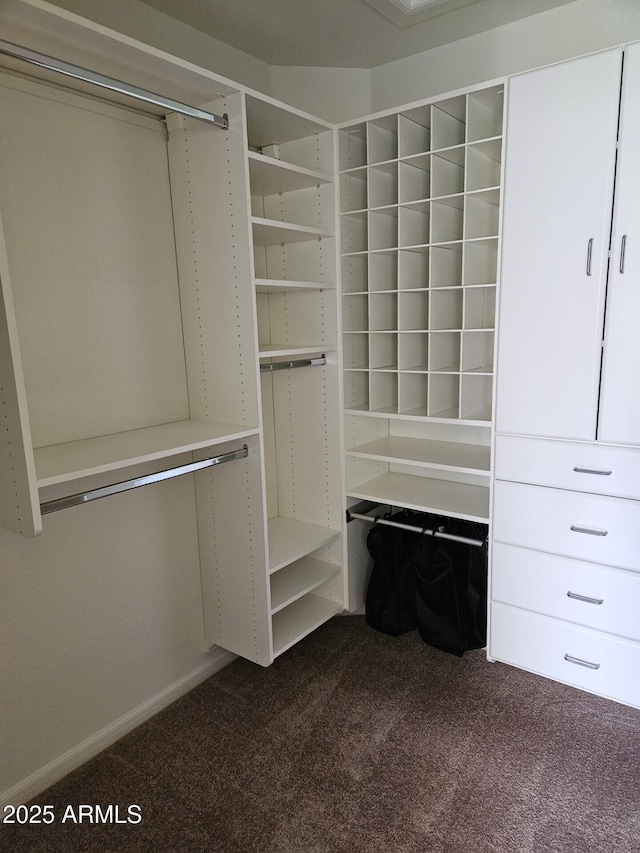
365,510,488,656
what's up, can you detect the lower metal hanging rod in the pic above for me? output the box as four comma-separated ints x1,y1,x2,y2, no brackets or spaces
40,445,248,515
0,39,229,129
260,355,326,373
347,509,486,548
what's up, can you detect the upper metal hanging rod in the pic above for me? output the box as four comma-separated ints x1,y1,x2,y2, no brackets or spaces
0,39,229,129
260,355,326,373
40,445,248,515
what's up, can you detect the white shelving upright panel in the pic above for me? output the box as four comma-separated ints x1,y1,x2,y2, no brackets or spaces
245,93,346,659
338,85,503,573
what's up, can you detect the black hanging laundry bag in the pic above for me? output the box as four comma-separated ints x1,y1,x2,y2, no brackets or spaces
365,510,488,656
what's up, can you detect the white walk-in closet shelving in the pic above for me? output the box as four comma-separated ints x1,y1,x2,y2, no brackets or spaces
337,86,503,557
0,30,346,667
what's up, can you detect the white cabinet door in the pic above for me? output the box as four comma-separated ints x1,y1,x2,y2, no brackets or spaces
495,49,622,441
598,42,640,446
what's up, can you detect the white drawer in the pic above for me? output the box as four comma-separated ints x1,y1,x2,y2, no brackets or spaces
494,434,640,499
492,480,640,571
490,602,640,709
491,542,640,641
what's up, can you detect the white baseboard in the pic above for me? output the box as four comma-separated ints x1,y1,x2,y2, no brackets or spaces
1,647,237,807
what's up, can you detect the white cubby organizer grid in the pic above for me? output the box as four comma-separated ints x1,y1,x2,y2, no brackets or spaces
339,85,503,525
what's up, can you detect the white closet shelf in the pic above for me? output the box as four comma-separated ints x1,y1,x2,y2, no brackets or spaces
252,217,333,245
33,419,258,487
272,594,342,659
255,278,333,292
259,344,332,358
347,472,490,522
270,556,341,613
248,152,331,194
268,515,341,573
343,405,492,425
346,436,490,476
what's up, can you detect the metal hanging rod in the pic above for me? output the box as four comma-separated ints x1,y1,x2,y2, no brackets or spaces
40,445,248,515
260,355,326,373
346,501,486,548
0,39,229,129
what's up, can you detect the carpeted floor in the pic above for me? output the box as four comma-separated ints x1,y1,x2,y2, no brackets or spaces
3,615,640,852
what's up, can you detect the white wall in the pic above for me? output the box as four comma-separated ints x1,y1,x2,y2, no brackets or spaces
370,0,640,113
0,479,234,804
270,65,372,124
39,0,274,97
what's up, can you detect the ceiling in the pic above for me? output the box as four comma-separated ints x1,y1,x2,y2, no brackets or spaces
136,0,577,69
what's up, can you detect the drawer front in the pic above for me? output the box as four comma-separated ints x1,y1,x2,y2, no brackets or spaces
490,602,640,709
494,434,640,499
491,542,640,641
492,480,640,572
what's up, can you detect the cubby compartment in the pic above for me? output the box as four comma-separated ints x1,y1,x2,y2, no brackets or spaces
398,249,429,290
370,292,398,330
341,211,368,254
462,239,498,285
342,332,369,370
466,86,504,143
399,290,429,330
398,106,431,157
460,374,493,421
399,372,429,415
464,286,496,330
464,190,500,239
431,97,466,150
370,332,398,369
339,124,367,170
369,209,398,251
461,330,494,373
369,251,398,292
399,205,430,248
344,370,370,410
431,149,465,198
466,140,502,191
370,371,398,413
342,293,369,331
342,255,368,293
430,244,463,287
431,200,464,244
429,331,461,372
399,332,429,371
398,159,430,203
369,163,398,208
429,373,460,418
340,169,368,212
368,115,398,164
430,288,463,330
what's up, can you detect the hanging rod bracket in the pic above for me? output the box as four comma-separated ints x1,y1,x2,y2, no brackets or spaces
0,39,229,128
40,445,248,515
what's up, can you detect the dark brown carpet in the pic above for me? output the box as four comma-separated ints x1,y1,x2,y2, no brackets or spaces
3,615,640,852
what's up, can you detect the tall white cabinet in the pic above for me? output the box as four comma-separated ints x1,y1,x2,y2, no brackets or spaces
491,44,640,709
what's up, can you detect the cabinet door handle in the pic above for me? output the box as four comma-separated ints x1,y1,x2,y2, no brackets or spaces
564,653,600,671
573,466,612,476
620,234,627,274
567,591,604,605
586,238,594,276
570,525,608,536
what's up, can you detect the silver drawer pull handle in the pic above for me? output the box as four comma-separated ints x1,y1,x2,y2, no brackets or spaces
564,653,600,671
586,238,594,276
567,591,604,605
570,525,608,536
573,466,612,476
